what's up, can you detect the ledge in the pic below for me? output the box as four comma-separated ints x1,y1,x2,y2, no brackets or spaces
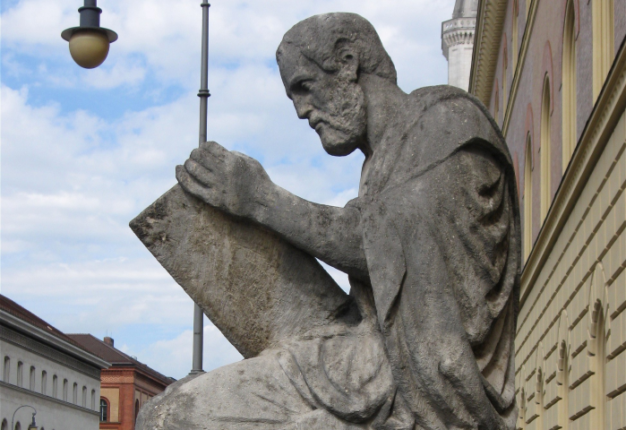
0,380,100,416
1,310,110,370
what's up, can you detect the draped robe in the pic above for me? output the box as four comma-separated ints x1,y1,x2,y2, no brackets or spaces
136,86,520,430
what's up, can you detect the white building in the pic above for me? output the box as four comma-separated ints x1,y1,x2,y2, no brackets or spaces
441,0,478,90
1,295,109,430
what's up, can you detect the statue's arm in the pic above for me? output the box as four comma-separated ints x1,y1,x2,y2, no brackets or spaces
252,184,368,280
176,141,368,281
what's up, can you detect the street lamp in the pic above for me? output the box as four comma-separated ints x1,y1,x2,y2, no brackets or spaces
11,405,38,430
61,0,118,69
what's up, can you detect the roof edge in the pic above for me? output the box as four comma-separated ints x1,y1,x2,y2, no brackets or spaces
1,310,110,370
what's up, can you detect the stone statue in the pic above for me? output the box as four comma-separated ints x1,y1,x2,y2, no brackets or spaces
132,13,520,430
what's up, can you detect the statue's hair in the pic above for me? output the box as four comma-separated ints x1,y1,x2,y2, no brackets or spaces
277,13,397,84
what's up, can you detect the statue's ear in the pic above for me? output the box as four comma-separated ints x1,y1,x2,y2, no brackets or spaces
335,39,359,82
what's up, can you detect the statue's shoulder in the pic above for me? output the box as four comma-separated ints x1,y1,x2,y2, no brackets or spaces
409,85,490,117
404,85,511,170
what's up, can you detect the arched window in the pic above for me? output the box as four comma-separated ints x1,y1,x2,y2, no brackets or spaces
562,0,577,170
556,311,570,430
494,86,500,123
592,0,614,99
73,382,78,404
17,362,23,387
524,135,533,260
534,345,545,430
91,389,96,410
14,423,21,430
52,375,58,398
512,0,519,70
41,371,47,395
540,75,551,222
135,399,140,423
3,356,9,383
63,379,68,401
589,264,608,430
502,45,508,117
100,398,109,422
82,386,87,407
29,366,35,390
536,369,544,430
1,419,8,430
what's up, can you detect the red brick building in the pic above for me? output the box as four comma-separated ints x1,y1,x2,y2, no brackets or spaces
68,334,174,430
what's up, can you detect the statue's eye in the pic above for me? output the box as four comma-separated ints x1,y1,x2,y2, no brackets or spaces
293,80,312,94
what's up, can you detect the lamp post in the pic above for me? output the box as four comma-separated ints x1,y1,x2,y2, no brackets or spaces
61,0,118,69
60,0,209,375
11,405,37,430
191,0,211,376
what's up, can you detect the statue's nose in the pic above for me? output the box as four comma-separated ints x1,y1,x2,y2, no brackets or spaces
294,98,314,120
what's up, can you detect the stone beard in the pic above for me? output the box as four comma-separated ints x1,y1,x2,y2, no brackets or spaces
135,12,521,430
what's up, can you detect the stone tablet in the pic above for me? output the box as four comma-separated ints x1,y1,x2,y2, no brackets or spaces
129,184,350,359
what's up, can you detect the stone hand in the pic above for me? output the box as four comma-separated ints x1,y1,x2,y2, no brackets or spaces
176,141,271,218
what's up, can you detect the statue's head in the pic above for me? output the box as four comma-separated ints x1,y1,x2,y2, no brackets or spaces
277,13,396,156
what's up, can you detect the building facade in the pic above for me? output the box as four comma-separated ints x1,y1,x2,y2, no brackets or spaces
1,295,109,430
68,334,174,430
468,0,626,429
442,0,479,90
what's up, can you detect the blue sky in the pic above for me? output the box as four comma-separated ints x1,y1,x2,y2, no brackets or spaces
1,0,455,379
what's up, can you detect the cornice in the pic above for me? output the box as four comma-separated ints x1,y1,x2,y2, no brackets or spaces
442,17,477,58
1,310,110,370
469,0,509,105
1,325,102,380
0,380,100,416
520,36,626,305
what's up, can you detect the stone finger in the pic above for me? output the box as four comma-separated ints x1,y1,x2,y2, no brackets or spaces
176,165,216,203
201,140,229,159
184,159,217,187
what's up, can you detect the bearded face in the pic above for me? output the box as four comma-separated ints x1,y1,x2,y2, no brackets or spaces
278,48,367,156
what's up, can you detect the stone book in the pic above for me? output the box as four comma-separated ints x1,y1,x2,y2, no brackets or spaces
129,184,350,359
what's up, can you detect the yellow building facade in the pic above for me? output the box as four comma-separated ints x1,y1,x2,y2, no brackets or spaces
470,0,626,429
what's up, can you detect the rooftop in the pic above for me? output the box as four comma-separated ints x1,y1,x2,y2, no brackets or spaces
67,333,175,386
1,294,85,350
0,294,110,369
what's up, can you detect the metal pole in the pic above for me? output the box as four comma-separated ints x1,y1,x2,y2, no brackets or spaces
191,0,211,376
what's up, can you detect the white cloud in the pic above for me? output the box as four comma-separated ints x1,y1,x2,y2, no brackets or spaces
121,323,242,379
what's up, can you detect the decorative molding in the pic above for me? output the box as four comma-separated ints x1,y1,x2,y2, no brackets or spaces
442,17,476,59
1,325,102,380
519,36,626,306
470,0,511,105
0,380,99,416
0,310,109,370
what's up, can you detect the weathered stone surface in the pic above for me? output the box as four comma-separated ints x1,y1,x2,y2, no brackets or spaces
129,184,350,358
133,12,521,430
